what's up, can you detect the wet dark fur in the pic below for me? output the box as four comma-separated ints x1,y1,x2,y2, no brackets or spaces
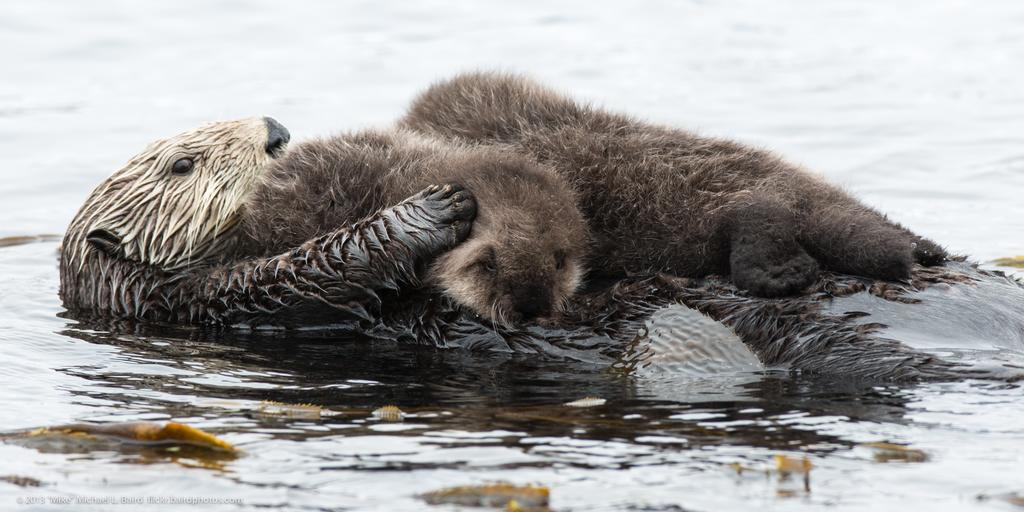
61,185,475,326
358,261,1024,382
242,129,588,322
401,72,948,297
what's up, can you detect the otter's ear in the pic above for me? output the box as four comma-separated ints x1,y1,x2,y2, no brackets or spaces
86,229,122,256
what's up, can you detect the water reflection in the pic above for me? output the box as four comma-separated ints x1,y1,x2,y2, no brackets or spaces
53,320,919,457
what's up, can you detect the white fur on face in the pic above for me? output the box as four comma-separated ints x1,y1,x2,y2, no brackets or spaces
65,118,277,271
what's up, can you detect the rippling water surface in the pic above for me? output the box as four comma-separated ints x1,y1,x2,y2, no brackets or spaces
1,1,1023,510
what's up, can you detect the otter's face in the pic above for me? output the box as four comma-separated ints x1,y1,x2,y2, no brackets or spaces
64,117,289,270
429,213,587,325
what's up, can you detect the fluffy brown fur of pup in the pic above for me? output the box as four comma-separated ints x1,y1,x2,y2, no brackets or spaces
243,129,589,324
401,72,947,297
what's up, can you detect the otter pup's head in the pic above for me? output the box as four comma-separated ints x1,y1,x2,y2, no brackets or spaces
63,117,289,272
427,156,589,325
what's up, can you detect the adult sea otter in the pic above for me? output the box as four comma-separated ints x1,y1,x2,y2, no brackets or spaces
59,118,477,326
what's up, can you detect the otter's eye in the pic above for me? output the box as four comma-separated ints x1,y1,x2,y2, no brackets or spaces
554,250,567,270
171,157,194,176
480,248,498,275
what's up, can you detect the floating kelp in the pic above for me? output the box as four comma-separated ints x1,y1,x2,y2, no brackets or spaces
256,400,328,419
863,442,929,463
774,454,813,475
190,398,345,420
372,405,405,422
773,454,812,495
994,256,1024,268
54,422,235,452
421,482,550,509
2,421,237,458
0,475,42,487
731,455,813,496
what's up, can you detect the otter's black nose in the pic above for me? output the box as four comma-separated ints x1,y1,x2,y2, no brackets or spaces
515,288,552,321
264,117,290,156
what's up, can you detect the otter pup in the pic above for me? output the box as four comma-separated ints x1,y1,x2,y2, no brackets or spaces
60,118,476,326
243,129,589,324
401,72,948,297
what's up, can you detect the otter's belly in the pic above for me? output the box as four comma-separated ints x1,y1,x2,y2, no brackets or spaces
820,262,1024,377
233,262,1022,382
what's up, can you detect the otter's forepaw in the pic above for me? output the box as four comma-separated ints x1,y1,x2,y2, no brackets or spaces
912,237,948,267
409,183,477,248
731,246,820,298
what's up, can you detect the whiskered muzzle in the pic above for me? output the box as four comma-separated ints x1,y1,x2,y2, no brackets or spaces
512,286,553,321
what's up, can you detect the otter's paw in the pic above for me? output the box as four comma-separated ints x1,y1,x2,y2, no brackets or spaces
407,183,477,248
731,246,820,298
912,237,948,267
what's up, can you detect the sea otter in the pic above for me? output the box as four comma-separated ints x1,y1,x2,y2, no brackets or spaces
242,129,589,324
401,72,949,297
59,117,1024,382
60,118,477,326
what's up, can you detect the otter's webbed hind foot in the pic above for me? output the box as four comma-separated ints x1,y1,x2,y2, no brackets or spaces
912,237,948,267
799,205,947,281
728,201,819,297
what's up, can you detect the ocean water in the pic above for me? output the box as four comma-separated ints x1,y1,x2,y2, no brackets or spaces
1,1,1022,510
